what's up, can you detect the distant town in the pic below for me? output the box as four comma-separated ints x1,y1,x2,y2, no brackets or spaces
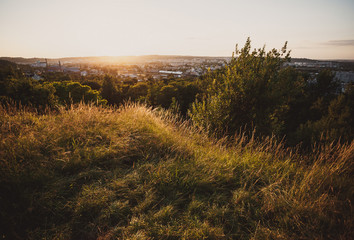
1,55,354,92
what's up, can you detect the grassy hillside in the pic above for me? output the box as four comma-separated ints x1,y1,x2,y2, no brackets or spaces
0,103,353,239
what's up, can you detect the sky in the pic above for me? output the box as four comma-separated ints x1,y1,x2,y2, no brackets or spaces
0,0,354,59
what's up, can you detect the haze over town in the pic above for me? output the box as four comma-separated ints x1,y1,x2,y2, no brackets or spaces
1,0,354,59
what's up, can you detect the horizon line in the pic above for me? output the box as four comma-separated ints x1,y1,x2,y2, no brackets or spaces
1,55,354,62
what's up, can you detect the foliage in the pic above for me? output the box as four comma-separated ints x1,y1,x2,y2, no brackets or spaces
0,60,106,108
51,81,107,105
101,75,122,105
188,39,353,147
0,77,57,108
82,80,102,91
189,38,292,137
296,83,354,145
127,81,149,101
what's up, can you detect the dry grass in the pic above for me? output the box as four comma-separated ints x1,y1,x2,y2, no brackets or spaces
0,103,353,239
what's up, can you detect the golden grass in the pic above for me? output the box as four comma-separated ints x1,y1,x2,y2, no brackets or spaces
0,103,353,239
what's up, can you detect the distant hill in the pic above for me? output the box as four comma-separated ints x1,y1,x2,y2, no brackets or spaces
0,55,230,65
0,59,18,68
291,58,354,63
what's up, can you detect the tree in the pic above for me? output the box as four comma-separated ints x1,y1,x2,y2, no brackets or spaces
127,82,149,101
51,81,106,105
157,84,178,108
188,38,292,137
101,75,121,105
307,69,340,121
296,83,354,145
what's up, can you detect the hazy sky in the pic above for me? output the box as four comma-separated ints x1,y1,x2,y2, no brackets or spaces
1,0,353,59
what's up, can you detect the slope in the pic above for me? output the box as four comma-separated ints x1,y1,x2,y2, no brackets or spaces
0,103,352,239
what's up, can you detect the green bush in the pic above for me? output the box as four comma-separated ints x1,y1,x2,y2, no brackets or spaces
51,81,107,105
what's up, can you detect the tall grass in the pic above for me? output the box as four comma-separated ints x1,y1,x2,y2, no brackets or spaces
0,103,353,239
